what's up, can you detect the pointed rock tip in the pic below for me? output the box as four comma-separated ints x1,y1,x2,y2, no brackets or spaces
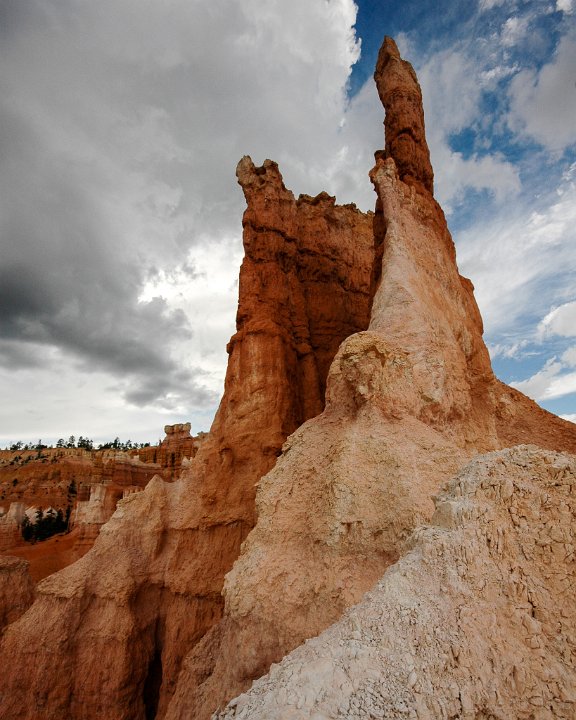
236,156,285,191
382,36,400,60
373,35,434,194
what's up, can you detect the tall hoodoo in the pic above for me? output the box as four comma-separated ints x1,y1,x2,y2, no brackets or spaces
374,36,434,194
0,160,373,718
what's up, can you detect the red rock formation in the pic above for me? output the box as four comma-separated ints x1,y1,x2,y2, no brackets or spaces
375,36,434,194
162,38,576,719
136,423,203,476
1,34,576,720
0,449,93,510
0,163,374,719
0,557,35,632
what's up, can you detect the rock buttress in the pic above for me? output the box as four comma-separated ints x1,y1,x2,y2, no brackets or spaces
0,164,374,720
232,155,374,461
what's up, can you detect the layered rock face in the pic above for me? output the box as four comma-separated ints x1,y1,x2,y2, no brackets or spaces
0,503,25,551
216,446,576,720
137,423,205,474
0,557,35,632
1,34,576,720
0,156,373,718
0,448,93,511
232,156,374,436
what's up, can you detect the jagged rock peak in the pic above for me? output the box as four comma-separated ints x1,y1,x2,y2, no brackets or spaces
236,156,288,193
374,36,434,194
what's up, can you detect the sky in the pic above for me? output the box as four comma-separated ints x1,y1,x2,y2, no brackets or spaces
0,0,575,447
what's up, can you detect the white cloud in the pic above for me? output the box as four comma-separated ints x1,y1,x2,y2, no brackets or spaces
457,164,576,333
501,16,530,47
417,49,520,213
557,0,574,14
509,355,576,400
508,341,576,405
488,340,532,360
560,413,576,423
510,358,564,399
562,346,576,365
479,0,509,11
508,35,576,151
539,300,576,338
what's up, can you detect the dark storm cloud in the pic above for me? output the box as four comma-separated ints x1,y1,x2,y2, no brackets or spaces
124,369,216,409
0,0,364,427
0,2,212,408
0,126,185,358
0,340,47,370
0,87,199,406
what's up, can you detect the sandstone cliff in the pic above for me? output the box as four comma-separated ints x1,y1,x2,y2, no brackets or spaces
0,35,575,720
162,38,576,719
0,158,374,719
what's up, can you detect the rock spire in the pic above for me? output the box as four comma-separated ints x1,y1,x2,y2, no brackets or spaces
374,36,434,194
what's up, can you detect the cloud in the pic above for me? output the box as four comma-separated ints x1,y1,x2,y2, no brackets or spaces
478,0,509,11
501,16,530,47
538,300,576,338
557,0,573,14
488,340,532,360
508,326,576,403
0,0,363,421
416,48,521,213
457,163,576,334
510,358,576,400
507,35,576,151
562,346,576,365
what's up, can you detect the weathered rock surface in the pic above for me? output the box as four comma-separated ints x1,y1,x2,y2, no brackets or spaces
137,423,205,473
224,156,374,475
374,36,434,194
0,557,35,632
216,446,576,720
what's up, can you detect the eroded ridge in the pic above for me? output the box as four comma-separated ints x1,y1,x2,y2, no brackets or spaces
216,446,576,720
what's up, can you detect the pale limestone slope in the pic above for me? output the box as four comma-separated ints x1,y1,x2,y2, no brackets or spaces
216,445,576,720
